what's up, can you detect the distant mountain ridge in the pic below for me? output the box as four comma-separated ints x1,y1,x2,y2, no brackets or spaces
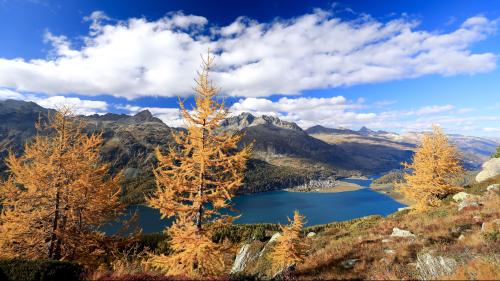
220,112,303,131
0,99,497,203
305,124,499,169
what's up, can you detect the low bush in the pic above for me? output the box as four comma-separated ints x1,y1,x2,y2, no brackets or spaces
136,233,172,254
0,259,84,281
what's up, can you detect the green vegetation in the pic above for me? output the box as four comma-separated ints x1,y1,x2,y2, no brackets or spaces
493,145,500,158
241,159,333,193
372,170,405,185
0,259,84,281
120,159,332,204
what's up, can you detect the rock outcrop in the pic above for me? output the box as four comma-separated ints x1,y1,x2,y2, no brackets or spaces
306,232,316,238
452,192,471,202
390,227,415,238
458,197,482,211
476,158,500,183
230,243,265,274
487,183,499,192
416,253,457,280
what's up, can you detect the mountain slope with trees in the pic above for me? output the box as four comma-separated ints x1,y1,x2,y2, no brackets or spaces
1,99,497,204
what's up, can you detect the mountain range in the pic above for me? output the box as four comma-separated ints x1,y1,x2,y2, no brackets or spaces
0,99,498,203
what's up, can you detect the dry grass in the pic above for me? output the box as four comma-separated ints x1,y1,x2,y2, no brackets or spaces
95,177,499,280
292,178,500,280
441,257,500,280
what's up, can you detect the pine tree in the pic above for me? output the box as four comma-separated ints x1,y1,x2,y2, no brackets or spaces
271,210,308,272
145,52,252,277
398,125,464,210
0,108,123,262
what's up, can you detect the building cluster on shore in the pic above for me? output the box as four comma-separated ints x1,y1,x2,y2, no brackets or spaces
285,177,339,192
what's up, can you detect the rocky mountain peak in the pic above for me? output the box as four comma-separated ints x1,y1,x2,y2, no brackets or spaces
221,113,303,131
305,125,358,135
358,126,374,135
0,99,46,114
131,110,161,123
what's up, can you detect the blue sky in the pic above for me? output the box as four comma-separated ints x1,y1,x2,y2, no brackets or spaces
0,0,499,136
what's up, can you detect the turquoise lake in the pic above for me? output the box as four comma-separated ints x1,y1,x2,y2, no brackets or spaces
106,178,405,234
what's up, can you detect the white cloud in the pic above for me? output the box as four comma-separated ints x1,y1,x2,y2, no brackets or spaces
414,105,454,115
0,89,108,115
32,95,108,115
229,96,372,128
0,11,497,99
118,104,184,127
226,97,497,135
0,88,25,100
484,127,500,132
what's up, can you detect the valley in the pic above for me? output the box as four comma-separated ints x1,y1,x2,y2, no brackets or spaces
1,99,498,206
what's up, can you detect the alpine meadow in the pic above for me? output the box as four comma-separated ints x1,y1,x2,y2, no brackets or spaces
0,1,499,280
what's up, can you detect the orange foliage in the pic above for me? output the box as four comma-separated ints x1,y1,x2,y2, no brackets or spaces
398,125,464,210
271,211,308,271
145,52,252,278
0,108,123,262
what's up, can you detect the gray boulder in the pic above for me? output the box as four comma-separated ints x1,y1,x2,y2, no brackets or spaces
340,259,358,269
231,244,253,274
487,183,499,192
269,232,282,243
271,264,295,280
452,192,470,202
416,253,457,280
476,158,500,183
306,232,316,238
458,200,482,211
391,227,415,238
230,242,265,274
384,249,395,255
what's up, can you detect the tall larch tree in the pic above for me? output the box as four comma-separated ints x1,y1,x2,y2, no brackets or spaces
0,108,123,262
398,125,464,210
271,210,308,272
145,53,252,278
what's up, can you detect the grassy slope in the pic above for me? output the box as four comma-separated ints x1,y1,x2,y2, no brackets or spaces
294,176,500,280
92,176,500,280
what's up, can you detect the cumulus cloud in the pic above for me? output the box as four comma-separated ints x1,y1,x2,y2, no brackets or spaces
229,96,371,128
484,127,500,132
32,95,109,115
0,89,108,115
414,105,454,115
0,88,25,100
0,11,497,99
118,104,185,127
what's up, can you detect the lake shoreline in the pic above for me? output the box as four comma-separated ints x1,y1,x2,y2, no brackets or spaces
284,177,412,206
369,184,413,205
284,180,365,193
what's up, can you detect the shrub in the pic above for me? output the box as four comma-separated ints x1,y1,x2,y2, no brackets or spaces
212,224,280,244
252,226,267,241
0,259,85,281
136,233,172,254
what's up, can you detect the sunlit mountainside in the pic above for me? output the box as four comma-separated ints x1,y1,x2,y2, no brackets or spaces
0,0,499,280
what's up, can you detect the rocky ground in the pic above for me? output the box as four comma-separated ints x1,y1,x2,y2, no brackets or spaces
229,175,500,280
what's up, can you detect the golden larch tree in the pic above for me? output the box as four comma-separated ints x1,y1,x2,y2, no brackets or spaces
271,210,308,272
145,53,252,277
0,108,123,262
398,125,464,210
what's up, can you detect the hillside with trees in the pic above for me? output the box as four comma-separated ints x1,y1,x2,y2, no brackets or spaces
0,55,499,281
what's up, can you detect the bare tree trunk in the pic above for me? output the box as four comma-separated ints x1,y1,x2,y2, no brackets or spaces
48,188,61,259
